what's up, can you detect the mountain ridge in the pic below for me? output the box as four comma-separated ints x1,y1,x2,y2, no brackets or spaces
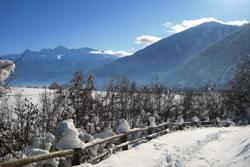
162,23,250,88
92,22,240,87
2,46,118,86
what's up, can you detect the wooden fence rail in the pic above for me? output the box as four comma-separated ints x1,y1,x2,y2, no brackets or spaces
0,121,230,167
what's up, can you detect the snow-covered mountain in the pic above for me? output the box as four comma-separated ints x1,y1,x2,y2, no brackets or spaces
3,22,249,89
163,23,250,88
91,22,240,87
2,46,118,86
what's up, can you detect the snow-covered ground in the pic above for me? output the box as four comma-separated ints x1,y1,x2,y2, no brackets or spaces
5,87,101,105
79,126,250,167
5,87,53,104
4,88,181,106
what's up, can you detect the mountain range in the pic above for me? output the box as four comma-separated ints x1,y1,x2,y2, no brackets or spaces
91,22,240,87
2,46,117,86
2,21,250,89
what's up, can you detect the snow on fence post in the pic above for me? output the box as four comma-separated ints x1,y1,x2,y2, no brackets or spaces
192,116,200,127
215,117,221,126
149,116,156,127
56,119,86,166
176,116,184,130
147,116,156,140
116,119,130,150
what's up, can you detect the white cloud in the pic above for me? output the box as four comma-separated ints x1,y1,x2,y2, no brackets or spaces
89,36,161,58
89,50,132,57
164,18,249,33
225,20,249,26
135,35,161,46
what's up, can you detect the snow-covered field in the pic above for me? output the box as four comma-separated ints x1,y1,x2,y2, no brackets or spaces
79,126,250,167
5,88,181,106
5,87,102,105
5,87,53,104
3,88,250,167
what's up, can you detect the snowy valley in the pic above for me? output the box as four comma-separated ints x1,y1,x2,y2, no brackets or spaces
1,1,250,166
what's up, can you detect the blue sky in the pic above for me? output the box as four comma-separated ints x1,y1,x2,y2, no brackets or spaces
1,0,250,55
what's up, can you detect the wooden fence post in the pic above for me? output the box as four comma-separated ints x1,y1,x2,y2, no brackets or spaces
59,156,72,167
72,148,81,165
147,126,154,140
194,122,201,127
120,134,128,150
178,124,184,130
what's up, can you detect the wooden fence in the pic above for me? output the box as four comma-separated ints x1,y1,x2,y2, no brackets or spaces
0,121,230,167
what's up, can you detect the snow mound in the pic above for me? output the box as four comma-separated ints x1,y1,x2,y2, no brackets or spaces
56,119,75,137
149,116,156,127
192,116,199,123
176,116,184,125
56,128,85,150
56,119,85,150
116,119,130,134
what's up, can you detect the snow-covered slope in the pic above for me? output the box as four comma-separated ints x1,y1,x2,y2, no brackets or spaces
92,22,239,87
79,126,250,167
